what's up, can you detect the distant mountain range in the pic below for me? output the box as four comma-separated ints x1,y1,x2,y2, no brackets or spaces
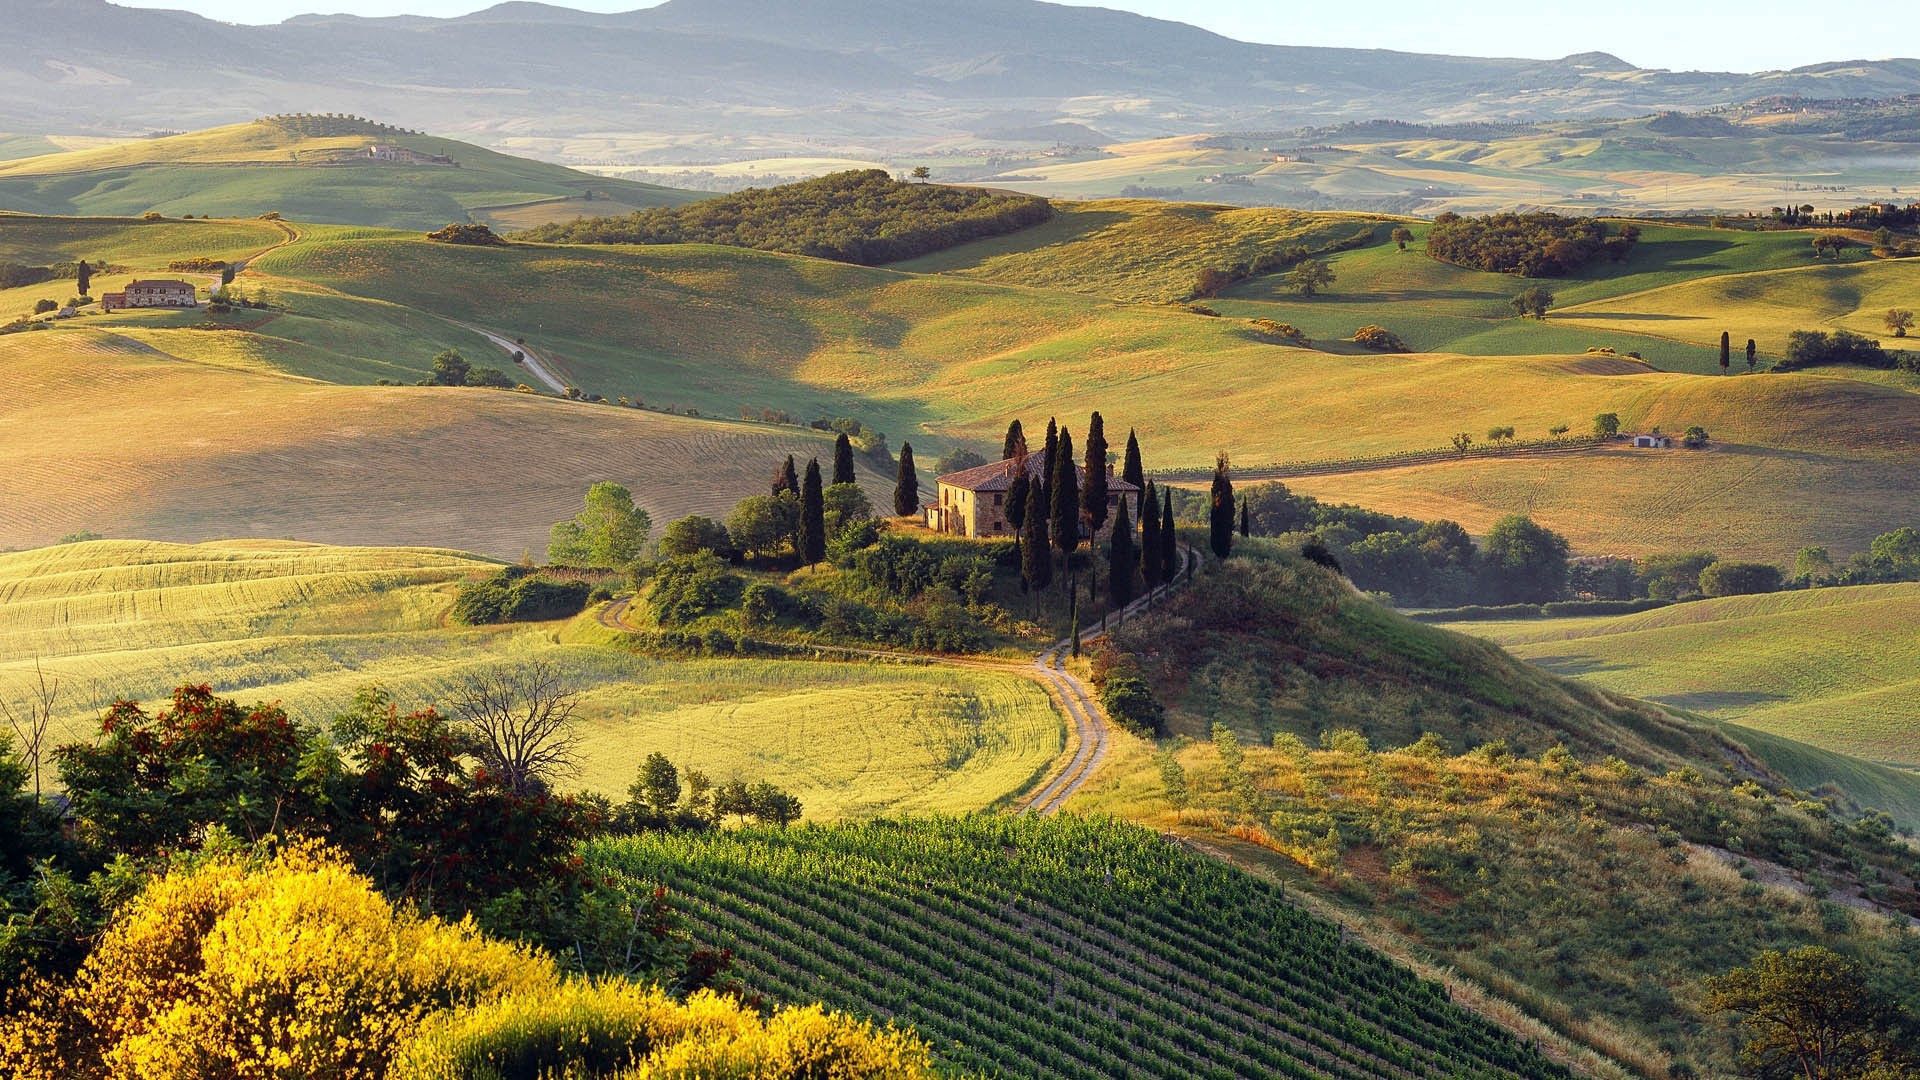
5,0,1919,145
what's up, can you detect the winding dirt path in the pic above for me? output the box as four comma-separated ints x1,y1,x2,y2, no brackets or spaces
593,544,1196,814
464,325,570,394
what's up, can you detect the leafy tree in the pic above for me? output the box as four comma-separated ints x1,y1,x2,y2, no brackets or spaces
1121,428,1144,490
1160,487,1177,584
32,299,56,314
772,455,799,498
1108,497,1136,609
1478,514,1570,603
798,458,826,566
547,482,651,569
822,482,871,535
1703,947,1914,1080
725,493,799,558
832,432,856,485
1208,453,1234,559
1390,226,1414,251
1869,526,1920,575
1451,432,1473,452
1794,546,1835,584
1699,561,1783,597
1486,425,1516,444
1682,425,1710,449
893,443,920,517
1287,259,1335,297
937,447,988,475
1885,308,1915,338
1139,480,1161,589
1050,428,1080,569
909,166,931,182
1637,551,1719,600
1002,419,1026,459
634,752,681,815
657,515,734,560
648,551,745,624
427,349,471,386
1593,412,1621,437
1510,286,1554,319
1020,477,1051,596
1781,329,1890,371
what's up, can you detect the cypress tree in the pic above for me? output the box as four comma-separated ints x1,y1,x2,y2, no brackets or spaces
1083,412,1109,537
1006,449,1030,533
1121,428,1144,490
1139,481,1161,589
1050,428,1080,568
76,260,91,296
1209,452,1234,559
773,455,799,498
1720,331,1731,372
798,458,826,565
893,443,919,517
1109,497,1136,610
1746,338,1757,371
1002,419,1027,459
1240,496,1250,538
1020,477,1050,599
832,433,856,486
1160,487,1177,583
1041,418,1058,515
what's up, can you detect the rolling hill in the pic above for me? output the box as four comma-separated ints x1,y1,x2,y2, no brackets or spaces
0,538,1062,816
1442,583,1920,769
0,117,696,229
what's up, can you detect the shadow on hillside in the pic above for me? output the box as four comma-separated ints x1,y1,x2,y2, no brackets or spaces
1524,653,1630,676
1559,311,1703,322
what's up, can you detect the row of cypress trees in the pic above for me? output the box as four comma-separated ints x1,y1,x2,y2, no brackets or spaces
771,433,866,567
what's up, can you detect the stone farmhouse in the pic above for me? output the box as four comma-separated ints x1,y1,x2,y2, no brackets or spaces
366,145,454,165
101,279,198,311
927,448,1139,540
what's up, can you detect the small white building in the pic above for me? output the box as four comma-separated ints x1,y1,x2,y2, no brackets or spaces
1628,433,1673,449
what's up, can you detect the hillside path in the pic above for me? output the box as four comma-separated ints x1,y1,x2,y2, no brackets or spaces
594,544,1196,814
465,325,570,394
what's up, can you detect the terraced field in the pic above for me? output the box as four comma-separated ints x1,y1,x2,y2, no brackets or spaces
0,331,890,557
0,539,1061,817
588,816,1570,1080
1443,583,1920,768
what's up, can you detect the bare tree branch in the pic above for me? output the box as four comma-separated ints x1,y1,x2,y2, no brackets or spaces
448,661,582,795
1,659,59,801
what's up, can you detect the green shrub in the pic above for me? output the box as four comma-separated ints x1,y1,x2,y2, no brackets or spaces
647,553,744,626
452,568,592,625
1099,673,1166,738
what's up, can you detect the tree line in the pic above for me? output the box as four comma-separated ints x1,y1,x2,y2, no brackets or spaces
1427,212,1638,276
518,170,1055,266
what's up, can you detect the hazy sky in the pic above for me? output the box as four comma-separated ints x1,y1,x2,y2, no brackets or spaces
142,0,1898,72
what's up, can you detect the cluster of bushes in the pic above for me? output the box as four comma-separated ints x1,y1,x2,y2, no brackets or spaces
1410,598,1671,622
0,263,57,289
422,348,514,387
1793,527,1920,588
1089,652,1168,738
1569,550,1787,602
810,415,890,459
1427,212,1637,276
426,222,506,245
1352,324,1410,352
1248,318,1311,345
166,257,227,272
452,566,595,624
1777,328,1916,372
521,170,1054,265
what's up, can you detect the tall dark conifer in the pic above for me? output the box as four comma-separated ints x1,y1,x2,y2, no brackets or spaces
773,455,799,498
1020,478,1050,599
1041,418,1058,514
1121,428,1144,490
832,433,856,486
1139,482,1161,589
1720,331,1731,372
1108,497,1136,610
894,443,919,517
1160,487,1177,583
1208,452,1234,559
1050,428,1080,573
798,458,826,565
1746,338,1757,371
1240,497,1250,538
1006,449,1030,533
1083,412,1109,537
1002,420,1027,459
76,260,92,296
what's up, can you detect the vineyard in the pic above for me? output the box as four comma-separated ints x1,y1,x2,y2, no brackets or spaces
587,816,1571,1080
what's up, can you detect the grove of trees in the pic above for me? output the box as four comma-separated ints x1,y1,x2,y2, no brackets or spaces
1428,212,1637,276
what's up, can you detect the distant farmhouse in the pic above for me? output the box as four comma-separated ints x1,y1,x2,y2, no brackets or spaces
927,448,1139,540
1628,432,1673,449
101,279,197,312
366,145,454,166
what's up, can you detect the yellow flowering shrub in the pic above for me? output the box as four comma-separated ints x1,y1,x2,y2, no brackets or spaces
395,982,938,1080
0,843,555,1080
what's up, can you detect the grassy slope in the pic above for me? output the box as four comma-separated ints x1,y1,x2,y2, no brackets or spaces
1,213,287,318
0,539,1060,817
0,122,695,229
1069,549,1920,1077
0,330,895,558
588,816,1569,1080
1440,583,1920,768
892,198,1383,303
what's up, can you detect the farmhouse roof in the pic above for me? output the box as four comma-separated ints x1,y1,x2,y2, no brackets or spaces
937,448,1139,494
127,279,196,290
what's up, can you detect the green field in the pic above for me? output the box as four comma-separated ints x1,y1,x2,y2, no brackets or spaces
1441,583,1920,768
0,539,1061,818
0,121,696,230
1,213,289,319
588,815,1570,1080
